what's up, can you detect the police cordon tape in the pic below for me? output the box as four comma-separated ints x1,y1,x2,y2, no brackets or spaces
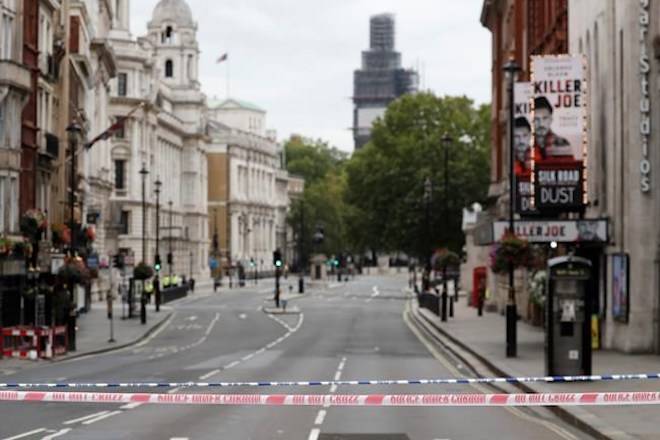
1,390,660,407
1,373,658,389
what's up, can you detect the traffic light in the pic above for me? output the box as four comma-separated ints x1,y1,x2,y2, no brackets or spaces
273,249,283,268
112,254,124,269
167,252,173,265
250,258,256,268
155,254,162,272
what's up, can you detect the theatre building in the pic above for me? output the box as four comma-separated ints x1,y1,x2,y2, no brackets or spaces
569,0,660,353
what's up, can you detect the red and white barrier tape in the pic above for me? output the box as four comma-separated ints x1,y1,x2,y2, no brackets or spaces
1,391,659,407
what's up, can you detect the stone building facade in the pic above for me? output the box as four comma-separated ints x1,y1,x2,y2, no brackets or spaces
0,0,31,236
569,0,660,353
104,0,209,280
207,99,285,271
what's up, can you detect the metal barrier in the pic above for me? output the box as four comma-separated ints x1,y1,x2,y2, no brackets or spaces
161,285,189,304
417,292,439,315
0,326,68,360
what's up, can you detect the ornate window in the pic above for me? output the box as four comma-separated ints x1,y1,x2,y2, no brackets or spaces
165,59,174,78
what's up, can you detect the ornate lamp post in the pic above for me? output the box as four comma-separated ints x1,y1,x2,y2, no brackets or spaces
65,122,82,351
503,57,522,358
154,178,162,311
441,133,453,321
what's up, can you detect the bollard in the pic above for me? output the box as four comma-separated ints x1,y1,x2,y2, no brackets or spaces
449,295,454,318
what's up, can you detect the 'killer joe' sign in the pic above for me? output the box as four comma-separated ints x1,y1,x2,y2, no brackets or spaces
513,82,536,215
530,55,587,212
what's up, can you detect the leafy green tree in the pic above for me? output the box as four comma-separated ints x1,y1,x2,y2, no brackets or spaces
284,135,348,185
344,92,491,261
285,136,350,269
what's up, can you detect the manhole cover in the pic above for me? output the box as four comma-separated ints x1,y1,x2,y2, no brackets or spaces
319,435,409,440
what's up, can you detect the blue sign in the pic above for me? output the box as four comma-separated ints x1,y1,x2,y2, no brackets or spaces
209,257,219,270
87,254,100,269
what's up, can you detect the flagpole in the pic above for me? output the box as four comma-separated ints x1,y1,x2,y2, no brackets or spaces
226,58,231,99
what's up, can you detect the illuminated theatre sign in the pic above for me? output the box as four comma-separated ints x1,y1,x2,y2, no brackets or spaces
640,0,651,193
530,55,588,212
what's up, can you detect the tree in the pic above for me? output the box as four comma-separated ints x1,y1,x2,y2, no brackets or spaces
284,135,348,185
344,92,491,260
285,136,350,268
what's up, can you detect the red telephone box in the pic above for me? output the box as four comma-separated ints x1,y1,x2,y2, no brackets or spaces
472,267,487,307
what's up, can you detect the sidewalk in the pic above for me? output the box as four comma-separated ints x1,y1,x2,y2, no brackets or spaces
411,295,660,440
1,297,175,371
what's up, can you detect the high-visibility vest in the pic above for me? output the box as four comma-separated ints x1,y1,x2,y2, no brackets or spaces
145,281,154,293
162,276,170,287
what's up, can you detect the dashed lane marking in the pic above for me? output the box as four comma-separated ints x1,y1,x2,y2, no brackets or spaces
314,410,327,425
81,410,122,425
119,402,143,410
41,428,72,440
63,411,110,425
308,428,321,440
196,312,305,380
1,428,47,440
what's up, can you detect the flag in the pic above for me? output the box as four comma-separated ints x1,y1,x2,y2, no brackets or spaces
216,53,228,63
85,103,144,149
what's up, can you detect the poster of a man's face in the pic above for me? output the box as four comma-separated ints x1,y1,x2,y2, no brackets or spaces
533,96,573,160
514,117,531,172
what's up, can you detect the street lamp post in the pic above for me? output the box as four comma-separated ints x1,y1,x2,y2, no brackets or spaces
65,122,82,351
298,199,305,294
168,200,173,279
139,163,149,325
423,177,433,295
441,133,453,320
504,57,522,358
154,178,162,312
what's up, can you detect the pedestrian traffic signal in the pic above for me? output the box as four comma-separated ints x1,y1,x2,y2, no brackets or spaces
273,250,283,268
112,254,124,269
155,254,161,272
250,258,256,268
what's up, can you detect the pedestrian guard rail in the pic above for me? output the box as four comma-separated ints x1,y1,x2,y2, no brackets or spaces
0,326,68,360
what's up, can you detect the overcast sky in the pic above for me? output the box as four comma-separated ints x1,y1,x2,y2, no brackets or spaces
131,0,491,152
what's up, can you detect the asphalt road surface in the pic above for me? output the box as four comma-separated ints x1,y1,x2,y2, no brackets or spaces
0,275,593,440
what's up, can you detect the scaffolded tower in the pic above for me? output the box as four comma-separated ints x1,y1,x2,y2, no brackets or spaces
353,14,419,150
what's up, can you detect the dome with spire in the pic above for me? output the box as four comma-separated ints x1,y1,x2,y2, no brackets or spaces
150,0,195,28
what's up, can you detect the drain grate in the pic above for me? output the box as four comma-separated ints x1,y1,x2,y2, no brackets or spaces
319,435,410,440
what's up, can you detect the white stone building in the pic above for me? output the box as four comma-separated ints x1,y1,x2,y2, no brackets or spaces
207,98,291,270
103,0,209,280
569,0,660,353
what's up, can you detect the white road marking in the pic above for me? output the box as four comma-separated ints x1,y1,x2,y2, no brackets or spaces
41,428,72,440
329,384,338,393
200,312,304,380
199,369,221,380
170,438,189,440
224,360,240,369
1,428,47,440
239,313,247,320
186,316,198,321
63,411,110,425
119,402,143,410
314,410,327,425
308,428,321,440
81,411,122,425
333,371,341,381
167,387,181,394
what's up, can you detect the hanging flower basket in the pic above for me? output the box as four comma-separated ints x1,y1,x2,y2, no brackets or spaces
84,225,96,242
51,223,72,248
20,209,47,240
57,257,90,285
489,233,537,275
12,239,33,258
0,236,14,258
432,248,461,272
134,262,154,281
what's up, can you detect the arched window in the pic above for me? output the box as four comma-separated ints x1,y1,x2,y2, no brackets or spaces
165,59,173,78
161,26,174,44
